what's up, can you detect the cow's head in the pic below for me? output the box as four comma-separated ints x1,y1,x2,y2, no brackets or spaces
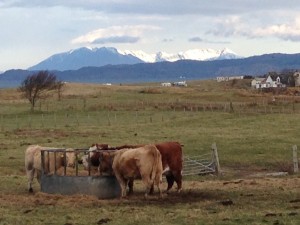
99,151,115,175
65,148,76,168
80,154,90,170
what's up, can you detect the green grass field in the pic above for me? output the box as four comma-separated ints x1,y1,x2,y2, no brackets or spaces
0,80,299,224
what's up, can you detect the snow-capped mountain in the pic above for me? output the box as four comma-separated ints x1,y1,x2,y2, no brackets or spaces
28,47,241,71
119,47,240,63
28,47,144,71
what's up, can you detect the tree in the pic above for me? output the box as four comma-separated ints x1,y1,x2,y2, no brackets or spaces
19,71,59,111
55,80,65,101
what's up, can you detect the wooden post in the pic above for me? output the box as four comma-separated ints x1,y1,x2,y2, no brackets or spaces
212,143,221,175
229,101,234,113
292,145,299,173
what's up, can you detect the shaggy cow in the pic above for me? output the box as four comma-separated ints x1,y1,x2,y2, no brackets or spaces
99,145,163,198
25,145,76,193
99,141,183,193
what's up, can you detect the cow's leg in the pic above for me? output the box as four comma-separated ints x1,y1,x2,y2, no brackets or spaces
115,174,127,198
128,179,134,195
36,170,41,184
26,168,35,193
149,185,154,195
141,176,152,199
155,176,163,198
173,171,182,193
166,174,175,192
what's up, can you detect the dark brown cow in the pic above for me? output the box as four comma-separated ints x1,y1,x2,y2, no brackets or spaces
154,141,183,193
98,141,183,194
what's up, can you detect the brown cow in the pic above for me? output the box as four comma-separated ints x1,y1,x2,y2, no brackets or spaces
154,141,183,193
98,141,183,194
99,145,163,198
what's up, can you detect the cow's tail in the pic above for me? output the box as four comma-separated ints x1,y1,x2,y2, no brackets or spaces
150,146,162,185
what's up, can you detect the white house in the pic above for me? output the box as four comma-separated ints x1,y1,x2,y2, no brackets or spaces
251,75,282,89
161,82,172,87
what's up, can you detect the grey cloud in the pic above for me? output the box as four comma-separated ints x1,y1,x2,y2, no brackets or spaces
92,36,140,44
5,0,300,16
281,35,300,42
189,37,203,42
189,36,230,44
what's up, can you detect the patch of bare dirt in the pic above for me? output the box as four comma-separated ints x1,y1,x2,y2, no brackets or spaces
1,176,299,208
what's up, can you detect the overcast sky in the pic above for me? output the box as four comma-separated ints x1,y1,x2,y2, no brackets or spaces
2,0,300,71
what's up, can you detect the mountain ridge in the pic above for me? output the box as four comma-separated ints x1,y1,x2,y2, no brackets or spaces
1,52,300,88
28,47,241,71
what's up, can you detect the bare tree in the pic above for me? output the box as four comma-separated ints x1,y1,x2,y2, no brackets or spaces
55,80,65,101
19,71,59,111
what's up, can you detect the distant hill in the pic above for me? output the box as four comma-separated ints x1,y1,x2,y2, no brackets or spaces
28,47,144,71
28,46,241,71
1,53,300,88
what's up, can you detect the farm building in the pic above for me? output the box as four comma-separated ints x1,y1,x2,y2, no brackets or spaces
294,72,300,87
161,82,172,87
173,81,187,86
216,76,244,82
251,75,283,89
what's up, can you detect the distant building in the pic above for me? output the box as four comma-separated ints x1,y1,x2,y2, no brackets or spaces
294,72,300,87
216,76,244,82
251,75,283,89
161,82,172,87
173,81,187,87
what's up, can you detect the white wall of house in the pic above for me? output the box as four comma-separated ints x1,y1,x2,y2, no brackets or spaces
252,75,282,89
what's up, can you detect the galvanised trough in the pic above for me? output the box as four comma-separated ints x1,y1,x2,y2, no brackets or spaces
40,149,121,199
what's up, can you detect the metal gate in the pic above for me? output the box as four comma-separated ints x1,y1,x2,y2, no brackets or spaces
182,143,221,176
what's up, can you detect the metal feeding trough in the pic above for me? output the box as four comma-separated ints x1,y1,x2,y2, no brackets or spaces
41,175,121,199
40,149,121,199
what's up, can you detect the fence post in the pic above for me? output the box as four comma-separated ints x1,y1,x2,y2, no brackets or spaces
292,145,299,173
212,143,221,175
